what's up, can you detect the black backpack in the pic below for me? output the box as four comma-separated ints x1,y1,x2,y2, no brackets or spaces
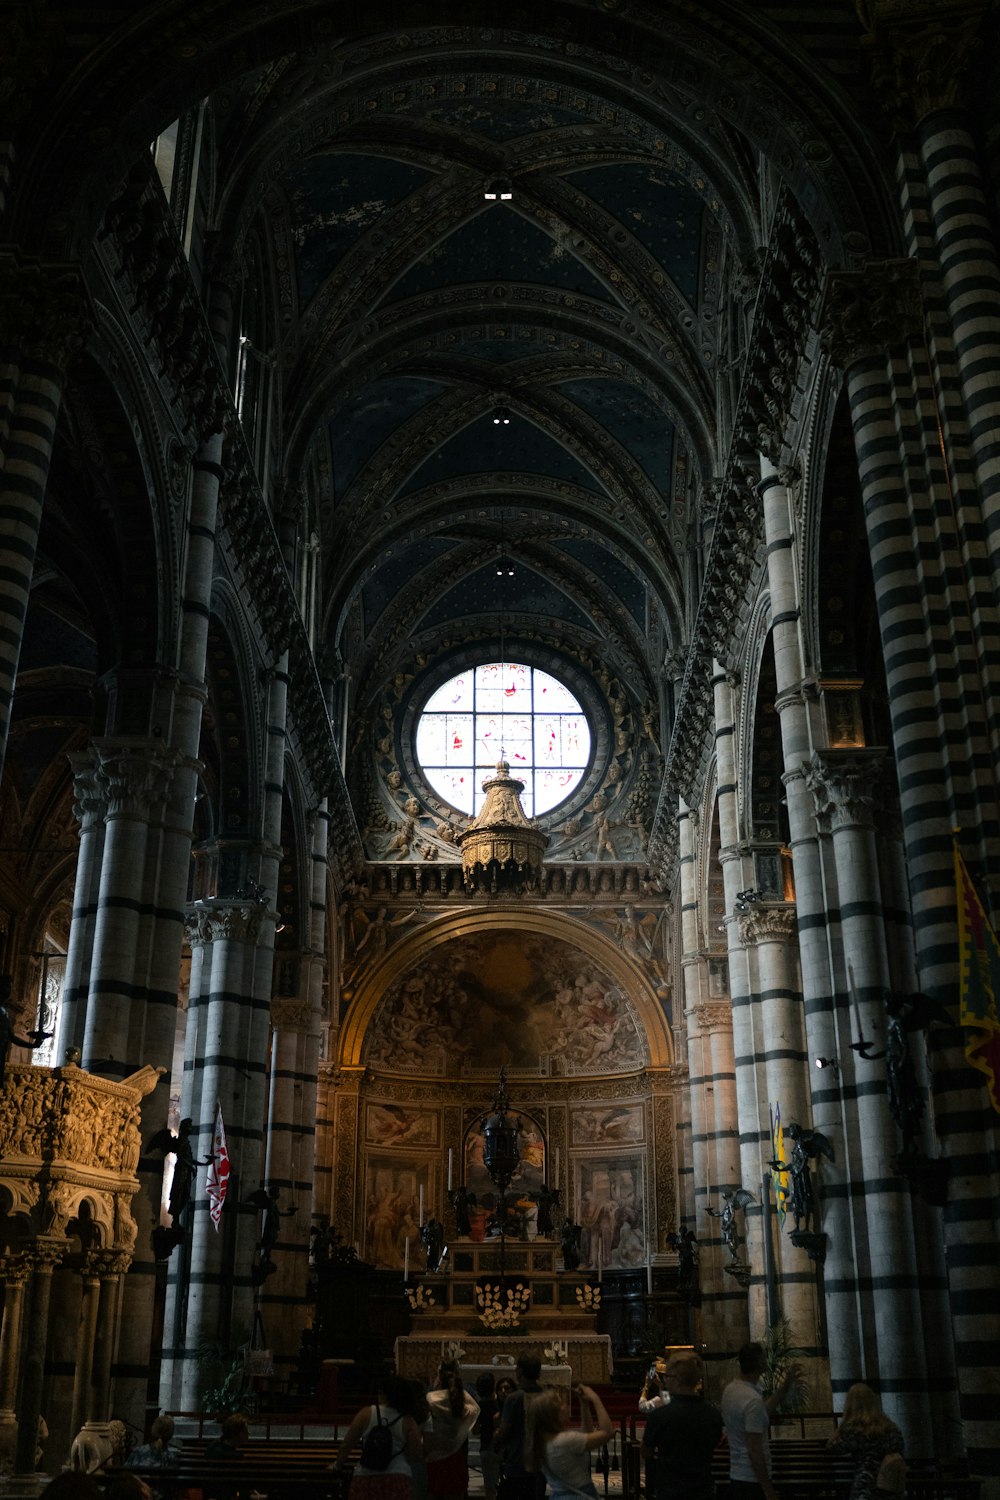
360,1404,401,1471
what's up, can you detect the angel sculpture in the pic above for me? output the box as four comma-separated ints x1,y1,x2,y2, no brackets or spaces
782,1123,835,1232
665,1226,699,1293
707,1187,755,1262
148,1118,212,1226
245,1185,297,1255
884,991,951,1153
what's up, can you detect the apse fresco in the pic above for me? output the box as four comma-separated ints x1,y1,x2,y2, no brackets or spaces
362,932,645,1076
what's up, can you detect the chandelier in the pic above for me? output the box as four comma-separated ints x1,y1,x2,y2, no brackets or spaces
459,759,548,893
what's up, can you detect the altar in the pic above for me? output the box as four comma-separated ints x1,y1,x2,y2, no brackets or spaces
394,1334,613,1386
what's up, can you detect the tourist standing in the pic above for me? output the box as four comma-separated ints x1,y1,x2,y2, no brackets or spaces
828,1384,905,1500
720,1344,799,1500
495,1354,545,1500
335,1375,423,1500
642,1354,722,1500
426,1360,480,1500
528,1384,614,1500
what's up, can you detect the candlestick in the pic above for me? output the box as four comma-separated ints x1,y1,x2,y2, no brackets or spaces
448,1149,453,1191
646,1262,653,1296
847,960,862,1036
404,1236,409,1279
554,1148,560,1191
419,1186,424,1227
597,1242,603,1279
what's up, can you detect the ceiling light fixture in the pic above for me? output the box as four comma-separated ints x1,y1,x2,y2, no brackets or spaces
492,406,511,425
484,178,513,200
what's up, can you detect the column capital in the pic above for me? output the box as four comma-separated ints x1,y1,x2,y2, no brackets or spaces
28,1237,68,1274
804,749,891,833
269,997,313,1033
686,1001,733,1034
0,1252,34,1288
0,256,92,373
857,2,987,129
68,749,107,832
818,259,923,368
92,738,178,821
186,894,269,946
738,904,798,946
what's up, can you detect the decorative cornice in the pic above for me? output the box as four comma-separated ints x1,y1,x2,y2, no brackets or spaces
186,895,269,947
686,1002,733,1034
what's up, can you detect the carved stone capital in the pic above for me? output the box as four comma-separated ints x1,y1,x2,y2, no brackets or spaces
738,905,798,946
92,739,177,821
0,257,92,373
28,1237,69,1274
186,896,269,947
818,260,923,368
686,1002,733,1034
805,750,890,833
0,1252,34,1288
68,751,107,832
858,4,986,128
269,997,312,1033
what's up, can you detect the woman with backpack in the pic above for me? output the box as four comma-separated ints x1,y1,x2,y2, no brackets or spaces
335,1374,424,1500
425,1360,480,1500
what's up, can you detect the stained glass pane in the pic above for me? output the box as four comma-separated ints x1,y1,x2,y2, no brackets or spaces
425,767,475,813
533,669,580,712
424,674,474,711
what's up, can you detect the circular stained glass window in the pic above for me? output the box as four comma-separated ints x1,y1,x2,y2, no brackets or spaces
414,662,592,817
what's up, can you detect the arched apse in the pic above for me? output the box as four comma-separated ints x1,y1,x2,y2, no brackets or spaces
339,909,673,1071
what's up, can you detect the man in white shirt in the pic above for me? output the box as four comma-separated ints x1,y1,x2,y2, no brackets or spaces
720,1343,799,1500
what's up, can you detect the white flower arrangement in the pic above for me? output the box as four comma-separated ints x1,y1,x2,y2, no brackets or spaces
575,1284,602,1312
406,1285,437,1311
544,1340,569,1364
476,1282,531,1330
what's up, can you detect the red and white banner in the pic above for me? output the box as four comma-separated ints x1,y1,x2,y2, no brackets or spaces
206,1103,231,1231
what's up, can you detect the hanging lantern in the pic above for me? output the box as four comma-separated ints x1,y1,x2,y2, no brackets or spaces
481,1068,522,1195
459,760,548,894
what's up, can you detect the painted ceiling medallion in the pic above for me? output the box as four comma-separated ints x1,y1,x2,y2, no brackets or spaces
459,759,549,893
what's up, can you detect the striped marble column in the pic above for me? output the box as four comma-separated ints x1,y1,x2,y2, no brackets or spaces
172,893,271,1410
678,799,742,1371
758,459,863,1398
0,261,88,780
918,110,1000,581
735,904,823,1375
59,753,109,1058
80,739,178,1076
820,262,986,1467
712,663,766,1333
